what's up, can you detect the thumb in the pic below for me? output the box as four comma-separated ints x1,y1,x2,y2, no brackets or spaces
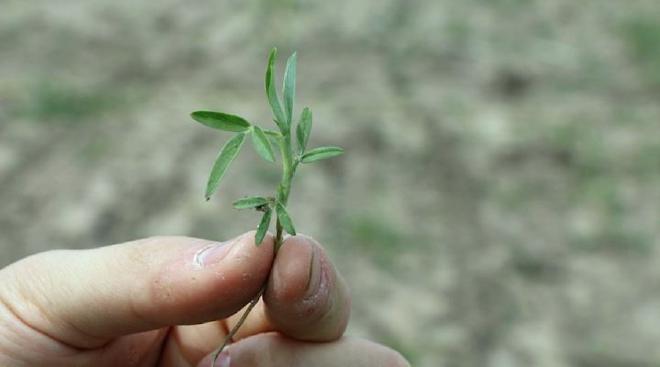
0,232,274,349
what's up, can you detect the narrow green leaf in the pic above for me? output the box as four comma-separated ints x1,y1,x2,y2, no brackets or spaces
263,129,281,138
275,202,296,235
255,209,271,245
296,107,312,153
263,128,282,150
191,111,251,132
265,48,287,131
233,196,269,209
282,52,297,126
250,126,275,162
300,146,344,163
205,133,247,200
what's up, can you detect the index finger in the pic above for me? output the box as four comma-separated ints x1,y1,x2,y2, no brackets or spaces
0,232,274,348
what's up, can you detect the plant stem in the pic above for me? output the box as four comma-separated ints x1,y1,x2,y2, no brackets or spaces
276,133,295,249
212,133,295,367
278,134,295,204
210,285,264,365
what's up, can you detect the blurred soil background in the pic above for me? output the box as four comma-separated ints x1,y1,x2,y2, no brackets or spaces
2,1,660,366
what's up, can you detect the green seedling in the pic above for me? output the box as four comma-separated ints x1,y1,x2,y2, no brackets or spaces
190,48,344,366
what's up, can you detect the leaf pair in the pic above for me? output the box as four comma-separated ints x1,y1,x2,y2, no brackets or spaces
292,107,343,163
192,111,274,162
233,196,296,244
192,112,276,200
254,204,296,245
266,48,297,132
264,48,343,164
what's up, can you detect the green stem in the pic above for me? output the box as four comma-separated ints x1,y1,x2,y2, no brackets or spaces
277,135,294,203
276,132,296,250
212,132,296,367
210,285,263,366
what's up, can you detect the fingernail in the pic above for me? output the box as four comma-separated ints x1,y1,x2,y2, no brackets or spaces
194,236,241,268
304,242,323,298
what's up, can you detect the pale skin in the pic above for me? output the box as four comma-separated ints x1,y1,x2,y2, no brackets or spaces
0,232,410,367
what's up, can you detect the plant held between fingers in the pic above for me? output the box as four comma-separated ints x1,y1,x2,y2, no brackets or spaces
190,48,344,367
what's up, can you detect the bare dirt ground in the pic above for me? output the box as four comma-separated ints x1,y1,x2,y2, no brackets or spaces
2,1,660,366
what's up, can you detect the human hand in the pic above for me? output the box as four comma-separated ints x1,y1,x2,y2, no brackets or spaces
0,232,409,366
